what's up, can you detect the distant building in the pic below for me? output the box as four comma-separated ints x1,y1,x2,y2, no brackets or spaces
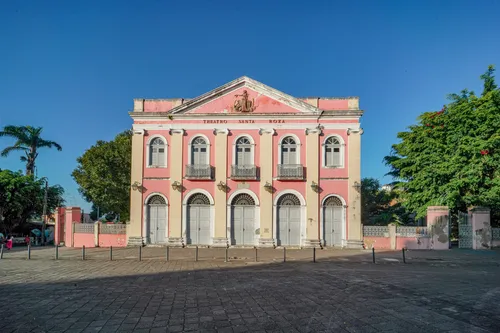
128,77,364,248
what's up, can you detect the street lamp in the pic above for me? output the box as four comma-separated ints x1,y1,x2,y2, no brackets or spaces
171,181,182,191
353,181,362,193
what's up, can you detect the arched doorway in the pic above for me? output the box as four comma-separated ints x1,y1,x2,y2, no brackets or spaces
186,193,211,245
146,195,167,244
276,193,301,246
231,193,256,246
323,196,344,247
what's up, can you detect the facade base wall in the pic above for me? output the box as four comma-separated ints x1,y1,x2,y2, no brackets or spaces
212,237,229,247
259,238,275,247
167,237,184,247
127,236,143,247
303,239,321,248
345,239,364,249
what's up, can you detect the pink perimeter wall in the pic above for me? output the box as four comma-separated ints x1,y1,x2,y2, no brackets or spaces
73,233,94,248
99,234,127,247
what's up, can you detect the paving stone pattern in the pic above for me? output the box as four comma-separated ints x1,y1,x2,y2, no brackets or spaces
0,247,499,332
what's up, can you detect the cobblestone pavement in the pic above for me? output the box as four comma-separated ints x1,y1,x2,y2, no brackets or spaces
0,248,499,332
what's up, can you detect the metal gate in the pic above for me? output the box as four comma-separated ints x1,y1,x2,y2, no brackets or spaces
458,211,472,249
231,194,255,246
323,196,343,247
146,195,167,244
277,194,301,246
186,193,211,245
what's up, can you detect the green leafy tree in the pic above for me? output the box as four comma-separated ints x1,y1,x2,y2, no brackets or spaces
0,126,62,176
72,131,132,221
384,66,500,226
0,169,64,234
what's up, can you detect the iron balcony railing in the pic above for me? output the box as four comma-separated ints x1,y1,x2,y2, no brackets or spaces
277,164,304,180
185,164,213,179
231,165,257,179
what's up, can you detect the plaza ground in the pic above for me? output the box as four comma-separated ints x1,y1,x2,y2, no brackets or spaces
0,247,499,332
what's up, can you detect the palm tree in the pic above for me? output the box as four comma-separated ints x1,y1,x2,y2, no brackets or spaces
0,125,62,176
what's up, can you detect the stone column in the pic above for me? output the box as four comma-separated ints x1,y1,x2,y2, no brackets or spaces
305,127,321,247
388,224,397,250
470,207,492,250
346,128,363,248
168,129,184,246
426,206,450,250
258,128,275,247
213,129,229,247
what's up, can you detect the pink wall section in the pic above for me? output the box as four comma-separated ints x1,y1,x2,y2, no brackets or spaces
185,87,301,114
99,234,127,247
73,233,94,248
364,236,391,249
317,99,349,110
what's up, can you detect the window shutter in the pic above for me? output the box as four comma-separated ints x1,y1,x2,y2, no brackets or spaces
192,147,199,165
282,148,289,165
289,147,297,164
199,147,207,165
332,147,341,166
244,147,251,165
325,147,332,167
151,147,158,166
158,148,165,167
236,147,244,165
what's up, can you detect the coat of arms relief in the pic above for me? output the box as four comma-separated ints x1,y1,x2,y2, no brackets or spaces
233,90,256,112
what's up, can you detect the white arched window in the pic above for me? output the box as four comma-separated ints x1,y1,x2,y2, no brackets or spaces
191,136,208,165
149,137,166,167
235,136,253,166
281,136,298,165
323,136,344,168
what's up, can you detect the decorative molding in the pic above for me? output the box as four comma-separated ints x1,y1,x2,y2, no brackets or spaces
347,127,364,135
258,128,275,135
133,129,145,135
133,123,359,131
213,128,229,135
305,127,323,135
169,128,185,135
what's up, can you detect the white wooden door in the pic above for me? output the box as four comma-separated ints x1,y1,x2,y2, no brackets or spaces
232,206,255,245
324,206,343,247
148,205,167,244
187,206,210,245
277,206,301,246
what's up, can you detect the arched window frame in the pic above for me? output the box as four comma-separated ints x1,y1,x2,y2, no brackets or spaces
147,136,168,168
278,134,301,165
322,135,345,168
232,134,255,166
188,134,211,165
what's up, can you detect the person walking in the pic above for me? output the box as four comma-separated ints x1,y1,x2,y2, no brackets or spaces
6,235,13,250
25,235,31,246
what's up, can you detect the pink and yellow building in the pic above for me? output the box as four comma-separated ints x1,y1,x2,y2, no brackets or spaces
128,77,364,248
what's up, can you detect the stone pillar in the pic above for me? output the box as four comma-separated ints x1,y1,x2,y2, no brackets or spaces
305,128,321,247
346,129,363,248
470,207,492,249
258,128,275,247
213,129,229,247
127,129,145,246
388,224,397,250
54,207,65,245
168,129,184,246
426,206,450,250
94,222,100,247
64,207,81,247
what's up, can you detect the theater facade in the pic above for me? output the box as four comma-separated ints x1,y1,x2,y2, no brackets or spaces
128,77,364,248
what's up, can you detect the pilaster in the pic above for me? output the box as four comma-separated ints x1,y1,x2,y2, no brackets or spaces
128,129,145,246
347,128,363,248
305,127,320,246
168,129,184,244
259,128,275,246
213,128,229,246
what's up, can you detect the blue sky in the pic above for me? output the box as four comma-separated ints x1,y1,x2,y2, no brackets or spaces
1,0,499,212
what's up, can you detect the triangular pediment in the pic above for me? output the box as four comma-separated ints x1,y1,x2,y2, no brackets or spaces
169,77,321,115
